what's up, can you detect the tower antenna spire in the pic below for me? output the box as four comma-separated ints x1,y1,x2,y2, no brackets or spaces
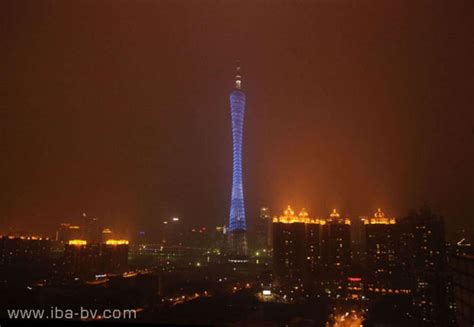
235,60,242,89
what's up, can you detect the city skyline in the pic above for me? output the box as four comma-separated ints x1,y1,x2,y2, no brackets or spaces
1,1,473,238
1,1,472,325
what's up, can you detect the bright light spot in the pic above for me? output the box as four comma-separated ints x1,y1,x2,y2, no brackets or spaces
69,239,87,246
106,239,129,245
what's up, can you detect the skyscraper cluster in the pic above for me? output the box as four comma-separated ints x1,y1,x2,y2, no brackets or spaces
272,206,352,298
271,206,454,324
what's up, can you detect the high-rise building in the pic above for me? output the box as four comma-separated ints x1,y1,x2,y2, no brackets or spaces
56,223,81,242
272,206,324,292
63,240,101,277
101,240,129,273
81,213,102,243
0,236,51,282
364,209,397,290
450,253,474,327
228,63,248,257
101,228,113,243
255,207,271,250
0,236,51,267
213,226,227,251
63,239,129,277
350,216,367,264
162,217,183,247
320,209,351,268
185,226,211,249
303,209,321,276
397,207,452,325
136,230,147,246
320,209,351,296
273,206,307,285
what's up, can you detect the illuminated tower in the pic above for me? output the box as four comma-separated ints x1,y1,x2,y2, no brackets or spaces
228,62,248,257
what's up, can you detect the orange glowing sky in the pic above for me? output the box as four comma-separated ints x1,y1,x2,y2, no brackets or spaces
1,1,473,238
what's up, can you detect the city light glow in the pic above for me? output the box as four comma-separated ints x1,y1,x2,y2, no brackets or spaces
68,239,87,245
106,239,129,245
365,208,396,224
273,205,324,224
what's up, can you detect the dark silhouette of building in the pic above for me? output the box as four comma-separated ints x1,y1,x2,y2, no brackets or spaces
63,240,101,277
273,206,307,286
101,227,114,243
184,226,212,249
162,217,184,247
213,226,227,251
255,207,271,250
305,212,320,277
101,240,129,273
320,209,351,297
397,207,453,325
364,209,397,290
63,239,129,278
0,236,51,266
0,236,51,283
272,206,324,297
450,252,474,326
55,223,81,242
136,230,148,246
81,213,102,243
350,215,367,266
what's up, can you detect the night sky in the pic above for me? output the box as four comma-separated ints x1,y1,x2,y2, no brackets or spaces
1,1,473,238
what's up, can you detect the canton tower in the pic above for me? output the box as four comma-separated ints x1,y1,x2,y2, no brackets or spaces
228,62,248,257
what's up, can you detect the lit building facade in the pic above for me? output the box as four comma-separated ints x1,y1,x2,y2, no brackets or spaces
228,63,248,257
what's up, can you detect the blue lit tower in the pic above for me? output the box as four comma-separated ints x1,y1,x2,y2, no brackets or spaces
228,62,248,257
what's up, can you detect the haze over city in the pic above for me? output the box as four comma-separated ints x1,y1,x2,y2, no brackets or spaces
2,1,474,326
2,1,473,238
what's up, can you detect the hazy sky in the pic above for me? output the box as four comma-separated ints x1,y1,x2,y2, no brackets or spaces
1,0,473,237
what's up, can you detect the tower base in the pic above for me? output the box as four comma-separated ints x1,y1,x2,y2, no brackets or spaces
227,229,248,260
